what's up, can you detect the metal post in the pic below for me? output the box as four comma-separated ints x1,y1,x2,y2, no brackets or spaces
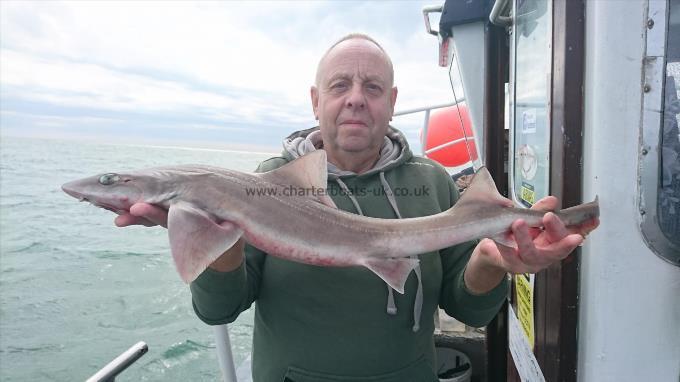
86,342,148,382
422,109,431,152
214,324,237,382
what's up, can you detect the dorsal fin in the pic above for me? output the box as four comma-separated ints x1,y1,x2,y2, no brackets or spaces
257,150,337,209
454,167,514,209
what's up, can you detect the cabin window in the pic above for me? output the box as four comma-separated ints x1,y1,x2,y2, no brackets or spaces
446,53,480,174
660,0,680,248
510,0,551,207
641,0,680,263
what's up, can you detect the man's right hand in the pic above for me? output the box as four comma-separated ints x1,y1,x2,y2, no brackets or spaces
115,203,168,228
114,203,245,273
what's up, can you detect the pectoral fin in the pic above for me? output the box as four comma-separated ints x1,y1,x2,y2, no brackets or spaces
491,231,518,249
361,258,420,294
167,201,243,283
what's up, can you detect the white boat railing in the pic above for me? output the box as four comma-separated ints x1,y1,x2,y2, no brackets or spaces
392,97,465,154
86,341,148,382
214,324,238,382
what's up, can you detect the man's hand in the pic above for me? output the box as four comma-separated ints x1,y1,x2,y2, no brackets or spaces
115,203,168,228
114,202,245,272
464,196,600,294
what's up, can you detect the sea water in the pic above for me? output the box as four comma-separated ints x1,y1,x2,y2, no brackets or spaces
0,136,275,381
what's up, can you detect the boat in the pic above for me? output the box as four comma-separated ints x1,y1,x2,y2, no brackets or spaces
90,0,680,380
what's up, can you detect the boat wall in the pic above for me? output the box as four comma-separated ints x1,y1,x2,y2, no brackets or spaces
578,0,680,380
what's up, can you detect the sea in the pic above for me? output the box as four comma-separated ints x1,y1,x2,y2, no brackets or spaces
0,136,277,381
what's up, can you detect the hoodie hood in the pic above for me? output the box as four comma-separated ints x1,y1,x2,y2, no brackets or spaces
282,126,413,179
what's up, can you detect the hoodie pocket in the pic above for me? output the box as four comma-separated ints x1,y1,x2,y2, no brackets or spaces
282,356,438,382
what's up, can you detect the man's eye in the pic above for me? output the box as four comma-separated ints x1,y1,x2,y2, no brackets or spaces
366,84,382,93
331,83,348,90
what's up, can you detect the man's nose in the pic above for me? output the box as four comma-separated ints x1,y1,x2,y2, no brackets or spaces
345,84,366,109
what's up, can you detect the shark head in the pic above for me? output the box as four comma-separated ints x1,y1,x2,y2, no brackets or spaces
62,172,146,214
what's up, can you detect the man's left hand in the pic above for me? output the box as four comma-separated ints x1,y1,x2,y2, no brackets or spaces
464,196,600,294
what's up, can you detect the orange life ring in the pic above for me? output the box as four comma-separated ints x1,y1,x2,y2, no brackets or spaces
422,104,478,167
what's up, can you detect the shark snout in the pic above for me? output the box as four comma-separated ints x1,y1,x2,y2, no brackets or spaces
61,176,143,213
62,181,85,201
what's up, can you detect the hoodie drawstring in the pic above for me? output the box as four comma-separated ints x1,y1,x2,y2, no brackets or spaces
335,178,364,215
334,173,423,332
379,172,423,332
284,127,423,331
336,175,398,319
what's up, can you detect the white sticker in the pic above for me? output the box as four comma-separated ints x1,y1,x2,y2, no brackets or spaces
522,109,537,134
518,144,538,181
508,305,546,382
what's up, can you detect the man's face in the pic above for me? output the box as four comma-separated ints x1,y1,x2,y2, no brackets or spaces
311,39,398,157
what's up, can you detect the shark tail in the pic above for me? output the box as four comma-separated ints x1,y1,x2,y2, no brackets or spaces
361,257,420,294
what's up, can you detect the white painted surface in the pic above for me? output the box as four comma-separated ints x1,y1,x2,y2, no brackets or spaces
451,21,486,167
508,305,545,382
579,0,680,380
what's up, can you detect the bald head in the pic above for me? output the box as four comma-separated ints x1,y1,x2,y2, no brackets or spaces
309,33,398,173
315,34,394,87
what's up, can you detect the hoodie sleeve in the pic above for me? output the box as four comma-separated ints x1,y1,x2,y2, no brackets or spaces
190,157,289,325
190,246,266,325
438,175,509,328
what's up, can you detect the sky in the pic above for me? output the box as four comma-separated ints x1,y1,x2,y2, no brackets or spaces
0,1,457,153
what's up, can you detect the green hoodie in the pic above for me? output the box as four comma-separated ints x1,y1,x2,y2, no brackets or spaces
190,127,508,381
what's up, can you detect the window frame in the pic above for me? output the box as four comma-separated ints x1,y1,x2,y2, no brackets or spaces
639,0,680,264
508,0,554,208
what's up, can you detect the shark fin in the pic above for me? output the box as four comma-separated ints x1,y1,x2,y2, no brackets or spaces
167,201,243,283
257,150,337,209
491,231,518,249
445,167,515,225
361,257,420,294
455,167,514,209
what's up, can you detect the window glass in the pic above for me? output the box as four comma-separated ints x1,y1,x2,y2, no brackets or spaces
512,0,551,207
660,0,680,246
447,56,480,173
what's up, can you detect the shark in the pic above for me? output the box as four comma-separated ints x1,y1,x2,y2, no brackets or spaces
61,150,599,293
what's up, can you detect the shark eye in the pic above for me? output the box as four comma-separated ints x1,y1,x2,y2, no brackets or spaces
99,173,120,186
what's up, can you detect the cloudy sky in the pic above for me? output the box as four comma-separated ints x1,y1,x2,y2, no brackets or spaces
0,1,456,153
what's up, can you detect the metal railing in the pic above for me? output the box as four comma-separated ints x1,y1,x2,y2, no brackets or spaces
489,0,512,27
86,342,148,382
214,325,238,381
393,97,465,154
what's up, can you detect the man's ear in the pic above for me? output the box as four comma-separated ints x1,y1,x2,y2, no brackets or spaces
310,86,319,121
389,86,398,120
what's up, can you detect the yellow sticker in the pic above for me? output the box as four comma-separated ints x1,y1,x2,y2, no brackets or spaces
520,182,535,206
515,274,535,349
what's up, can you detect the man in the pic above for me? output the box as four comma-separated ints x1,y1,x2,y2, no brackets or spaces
116,34,598,381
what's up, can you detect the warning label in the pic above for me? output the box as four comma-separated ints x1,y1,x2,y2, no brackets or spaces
520,182,535,207
515,273,535,349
